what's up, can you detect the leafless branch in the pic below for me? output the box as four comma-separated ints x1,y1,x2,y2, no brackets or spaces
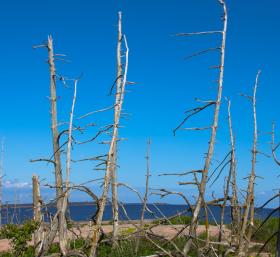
209,65,223,69
76,125,114,145
255,193,280,214
252,207,280,237
209,160,231,188
257,231,278,255
149,188,193,212
270,122,280,166
171,31,222,36
106,74,124,96
207,151,232,182
77,104,117,120
115,199,173,257
182,47,221,60
54,58,71,62
30,158,56,165
173,101,215,135
159,170,203,177
32,44,47,49
239,93,253,100
183,127,212,131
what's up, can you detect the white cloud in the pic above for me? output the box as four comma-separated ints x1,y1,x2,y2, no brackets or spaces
259,192,266,195
2,180,32,189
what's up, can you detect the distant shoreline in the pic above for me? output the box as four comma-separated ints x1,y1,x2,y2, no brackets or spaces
2,202,189,208
3,202,276,212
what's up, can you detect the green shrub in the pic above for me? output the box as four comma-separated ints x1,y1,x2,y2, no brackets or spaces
0,251,13,257
152,215,192,225
97,235,189,257
251,217,279,254
0,216,40,256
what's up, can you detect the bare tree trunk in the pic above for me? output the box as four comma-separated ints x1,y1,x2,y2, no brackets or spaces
88,33,129,257
202,201,210,250
218,163,232,253
226,98,240,238
236,70,261,256
183,1,227,255
135,138,151,254
48,36,64,211
111,11,123,243
33,174,43,257
0,137,4,230
38,36,63,255
32,38,84,256
59,75,79,255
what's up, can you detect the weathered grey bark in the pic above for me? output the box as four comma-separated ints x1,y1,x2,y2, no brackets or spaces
32,36,63,255
218,163,232,253
33,174,43,257
44,36,63,256
59,76,79,255
47,36,64,207
111,11,123,242
0,137,4,229
225,98,240,237
236,70,261,256
135,138,151,254
88,34,129,257
182,1,227,256
202,200,210,251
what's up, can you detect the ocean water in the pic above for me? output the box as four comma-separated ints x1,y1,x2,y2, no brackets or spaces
2,203,279,225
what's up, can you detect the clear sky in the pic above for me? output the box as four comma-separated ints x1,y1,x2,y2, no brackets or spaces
1,0,280,208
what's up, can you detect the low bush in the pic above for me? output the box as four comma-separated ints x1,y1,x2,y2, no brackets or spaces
0,216,40,256
152,215,192,225
250,217,279,254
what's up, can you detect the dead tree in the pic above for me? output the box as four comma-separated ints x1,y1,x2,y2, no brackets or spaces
31,38,86,255
236,71,262,256
36,13,133,255
170,0,227,255
208,99,239,254
84,25,129,257
225,98,240,238
216,163,232,253
35,181,101,257
135,138,151,254
111,11,123,242
31,36,64,254
32,173,43,257
59,74,82,255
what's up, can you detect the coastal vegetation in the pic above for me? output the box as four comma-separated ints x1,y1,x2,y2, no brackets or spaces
0,216,279,256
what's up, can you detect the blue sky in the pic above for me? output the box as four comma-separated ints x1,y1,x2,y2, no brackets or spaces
1,0,280,208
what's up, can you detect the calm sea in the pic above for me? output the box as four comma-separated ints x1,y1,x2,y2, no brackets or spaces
2,203,278,225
